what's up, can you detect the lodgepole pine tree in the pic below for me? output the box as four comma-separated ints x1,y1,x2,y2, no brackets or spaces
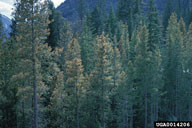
149,49,163,127
64,38,85,128
47,2,73,49
90,7,103,35
147,0,162,51
77,0,86,23
13,0,49,127
0,41,16,127
117,0,132,23
79,20,95,74
117,23,135,128
133,25,151,128
88,33,113,128
182,23,192,120
49,72,67,128
163,0,173,29
46,0,57,49
35,43,64,127
108,36,125,128
0,16,18,127
163,13,183,120
106,5,117,38
146,1,163,125
118,24,130,66
117,0,134,36
179,18,186,47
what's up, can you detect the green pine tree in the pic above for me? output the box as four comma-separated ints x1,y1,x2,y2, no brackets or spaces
182,22,192,120
77,0,86,22
88,33,113,128
163,13,184,120
133,25,151,128
46,4,73,49
63,38,85,128
108,36,125,128
0,38,18,127
106,5,117,39
79,20,95,74
147,0,162,51
13,0,50,127
49,72,67,128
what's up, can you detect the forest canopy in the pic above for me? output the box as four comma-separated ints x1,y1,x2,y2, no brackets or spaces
1,0,192,128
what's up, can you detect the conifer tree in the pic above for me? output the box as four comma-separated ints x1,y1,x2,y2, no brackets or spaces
106,5,117,39
108,36,124,128
163,13,183,120
118,24,130,66
89,0,107,36
48,72,67,128
97,0,107,19
149,49,162,127
10,18,17,40
46,0,57,48
54,11,73,48
176,0,182,18
147,0,162,51
186,1,192,26
0,39,17,127
179,18,186,47
63,38,85,128
90,7,103,35
117,0,132,23
146,4,163,123
35,43,64,127
46,3,73,49
117,0,144,37
116,60,135,128
163,0,173,29
116,24,136,128
133,25,151,128
77,0,86,22
13,0,49,127
115,21,123,42
182,23,192,120
133,0,143,24
117,0,134,36
88,33,113,128
79,20,95,74
3,0,192,127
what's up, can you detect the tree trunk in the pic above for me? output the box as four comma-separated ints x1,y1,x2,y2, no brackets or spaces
101,41,105,128
32,2,38,128
144,81,148,128
112,44,117,128
175,67,179,120
102,69,105,128
156,97,158,121
130,100,133,128
150,97,154,128
189,80,192,120
75,84,80,128
22,101,25,128
125,98,128,128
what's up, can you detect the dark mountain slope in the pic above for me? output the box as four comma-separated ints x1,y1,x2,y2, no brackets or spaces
57,0,166,21
57,0,119,21
1,15,11,37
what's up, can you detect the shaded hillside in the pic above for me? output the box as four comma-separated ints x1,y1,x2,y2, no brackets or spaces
57,0,119,21
57,0,192,22
57,0,166,21
1,15,11,37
